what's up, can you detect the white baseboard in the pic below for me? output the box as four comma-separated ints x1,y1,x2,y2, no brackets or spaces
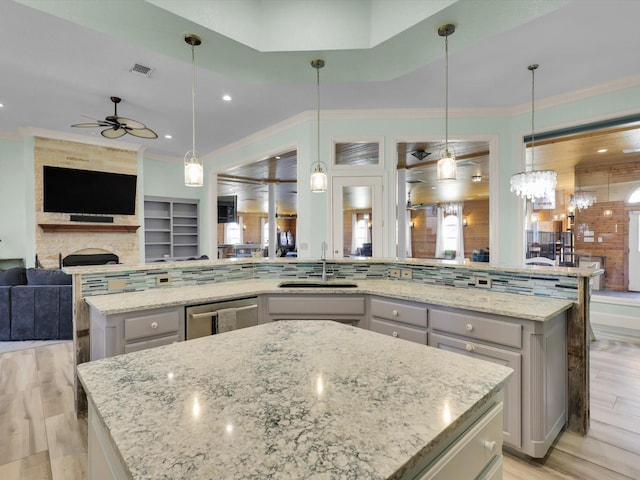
591,310,639,331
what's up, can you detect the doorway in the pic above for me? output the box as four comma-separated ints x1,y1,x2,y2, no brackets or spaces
331,176,383,258
630,211,640,292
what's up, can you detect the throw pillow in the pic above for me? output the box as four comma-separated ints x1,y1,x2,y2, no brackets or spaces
0,267,27,286
26,268,72,285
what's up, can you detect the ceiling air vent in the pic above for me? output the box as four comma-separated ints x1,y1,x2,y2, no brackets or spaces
129,63,153,78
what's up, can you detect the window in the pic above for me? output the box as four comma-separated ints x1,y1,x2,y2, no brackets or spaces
355,218,369,249
224,218,243,245
442,214,459,252
629,186,640,203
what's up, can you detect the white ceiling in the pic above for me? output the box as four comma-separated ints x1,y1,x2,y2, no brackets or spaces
2,0,640,163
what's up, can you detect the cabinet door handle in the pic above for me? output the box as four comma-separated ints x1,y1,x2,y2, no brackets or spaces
483,440,497,453
465,343,475,352
392,331,398,337
151,321,159,329
466,323,474,331
392,310,398,317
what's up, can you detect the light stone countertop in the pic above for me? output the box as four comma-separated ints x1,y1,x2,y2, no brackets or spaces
64,256,603,277
84,279,573,322
78,320,513,480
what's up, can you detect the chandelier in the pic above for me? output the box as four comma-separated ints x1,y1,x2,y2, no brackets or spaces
571,191,596,210
310,59,328,193
441,201,462,215
437,24,457,182
510,64,557,200
184,34,203,187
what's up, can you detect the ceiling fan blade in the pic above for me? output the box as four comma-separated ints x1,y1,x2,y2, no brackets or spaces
101,127,127,139
125,127,158,139
115,117,146,129
71,122,103,128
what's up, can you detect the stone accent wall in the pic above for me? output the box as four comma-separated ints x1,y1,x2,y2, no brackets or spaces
34,137,140,267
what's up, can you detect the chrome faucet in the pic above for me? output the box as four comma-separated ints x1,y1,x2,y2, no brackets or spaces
320,241,332,282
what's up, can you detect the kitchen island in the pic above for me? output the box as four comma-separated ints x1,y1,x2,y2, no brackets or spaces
78,320,513,480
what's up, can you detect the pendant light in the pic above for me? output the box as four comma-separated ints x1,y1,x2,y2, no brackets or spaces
184,34,203,187
437,24,456,182
510,64,557,200
310,59,328,193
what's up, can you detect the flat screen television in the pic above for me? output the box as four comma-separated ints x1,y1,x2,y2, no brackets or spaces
217,195,237,224
43,166,137,215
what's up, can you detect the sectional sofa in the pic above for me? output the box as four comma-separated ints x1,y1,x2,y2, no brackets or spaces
0,267,72,340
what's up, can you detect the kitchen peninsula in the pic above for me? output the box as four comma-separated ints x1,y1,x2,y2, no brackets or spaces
66,257,599,446
78,320,513,480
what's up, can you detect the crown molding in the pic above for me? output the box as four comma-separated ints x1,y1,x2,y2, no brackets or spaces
511,72,640,116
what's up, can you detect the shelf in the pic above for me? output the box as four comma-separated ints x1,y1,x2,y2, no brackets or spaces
39,223,139,234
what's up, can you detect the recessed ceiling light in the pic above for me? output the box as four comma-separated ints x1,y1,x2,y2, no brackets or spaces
597,148,607,153
275,156,281,159
222,94,232,102
0,103,4,108
164,134,172,139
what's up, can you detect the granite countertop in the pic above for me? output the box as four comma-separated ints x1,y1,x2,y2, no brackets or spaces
78,320,513,480
63,256,604,278
84,279,573,322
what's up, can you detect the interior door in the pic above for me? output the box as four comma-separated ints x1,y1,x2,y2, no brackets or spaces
629,211,640,291
331,176,383,258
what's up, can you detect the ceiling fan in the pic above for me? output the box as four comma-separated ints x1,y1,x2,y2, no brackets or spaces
71,96,158,139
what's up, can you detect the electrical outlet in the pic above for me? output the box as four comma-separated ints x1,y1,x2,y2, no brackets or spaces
475,276,492,289
401,269,413,279
389,268,401,278
156,274,172,286
107,278,127,291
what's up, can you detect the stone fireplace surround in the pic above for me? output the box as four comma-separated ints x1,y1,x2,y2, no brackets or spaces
33,137,140,268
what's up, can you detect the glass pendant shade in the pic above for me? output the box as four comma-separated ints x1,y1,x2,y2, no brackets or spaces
509,170,557,200
437,149,457,182
572,191,596,210
310,165,328,192
184,151,203,187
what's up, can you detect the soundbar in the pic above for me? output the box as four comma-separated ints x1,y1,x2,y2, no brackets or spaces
69,215,114,223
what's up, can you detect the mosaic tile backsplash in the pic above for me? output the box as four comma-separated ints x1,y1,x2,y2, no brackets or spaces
80,261,580,302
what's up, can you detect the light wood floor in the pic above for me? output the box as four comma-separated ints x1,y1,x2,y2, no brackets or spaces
0,325,638,479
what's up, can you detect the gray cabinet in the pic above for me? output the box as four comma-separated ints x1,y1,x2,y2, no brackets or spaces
261,295,366,327
89,305,185,360
369,296,428,344
429,306,566,458
144,197,199,262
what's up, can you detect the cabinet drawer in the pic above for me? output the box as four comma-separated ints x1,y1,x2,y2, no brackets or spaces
124,309,180,342
370,318,427,345
267,296,365,315
430,333,521,448
124,334,180,354
431,308,521,348
417,402,503,480
370,297,427,328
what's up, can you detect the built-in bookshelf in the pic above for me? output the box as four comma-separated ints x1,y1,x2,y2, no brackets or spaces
144,197,199,262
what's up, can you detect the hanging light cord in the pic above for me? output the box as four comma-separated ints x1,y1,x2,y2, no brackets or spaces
529,64,538,171
316,64,321,169
444,32,449,155
191,44,196,154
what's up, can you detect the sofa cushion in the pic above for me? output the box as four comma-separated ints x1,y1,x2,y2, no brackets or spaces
0,267,27,286
0,287,10,340
26,268,72,285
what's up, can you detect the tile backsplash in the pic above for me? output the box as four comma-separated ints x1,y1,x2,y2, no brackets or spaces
80,261,579,302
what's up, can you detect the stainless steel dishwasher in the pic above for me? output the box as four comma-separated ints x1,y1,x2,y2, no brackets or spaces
185,297,258,340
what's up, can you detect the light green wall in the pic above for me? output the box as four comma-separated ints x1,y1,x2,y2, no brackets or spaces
0,137,30,265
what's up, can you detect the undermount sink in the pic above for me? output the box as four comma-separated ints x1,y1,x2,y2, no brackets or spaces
278,281,358,288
